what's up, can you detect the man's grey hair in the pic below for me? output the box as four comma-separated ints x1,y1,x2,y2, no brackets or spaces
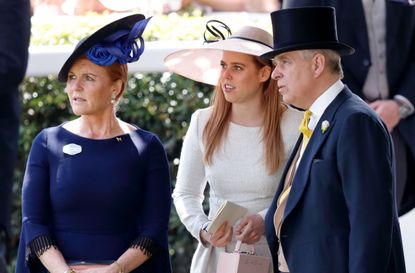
301,49,344,78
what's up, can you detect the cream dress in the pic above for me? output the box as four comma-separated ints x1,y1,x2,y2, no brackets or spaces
172,106,302,273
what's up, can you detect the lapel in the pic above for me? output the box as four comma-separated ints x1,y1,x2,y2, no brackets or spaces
274,135,303,199
386,1,403,61
353,0,371,58
282,88,353,221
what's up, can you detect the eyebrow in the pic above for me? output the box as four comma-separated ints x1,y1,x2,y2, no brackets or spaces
221,60,246,66
84,73,97,77
68,71,98,77
68,71,98,78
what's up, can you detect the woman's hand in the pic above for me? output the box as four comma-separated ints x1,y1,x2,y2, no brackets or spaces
200,221,233,247
235,214,264,244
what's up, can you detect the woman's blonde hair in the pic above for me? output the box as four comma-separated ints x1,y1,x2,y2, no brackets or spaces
203,56,285,174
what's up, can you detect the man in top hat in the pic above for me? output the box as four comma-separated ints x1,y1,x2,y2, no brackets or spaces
261,7,406,273
282,0,415,218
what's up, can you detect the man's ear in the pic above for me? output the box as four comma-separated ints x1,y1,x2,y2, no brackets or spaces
312,53,325,77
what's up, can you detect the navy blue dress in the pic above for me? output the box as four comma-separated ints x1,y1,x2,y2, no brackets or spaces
16,125,172,273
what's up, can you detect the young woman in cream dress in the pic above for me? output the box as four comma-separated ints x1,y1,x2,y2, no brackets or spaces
165,22,302,273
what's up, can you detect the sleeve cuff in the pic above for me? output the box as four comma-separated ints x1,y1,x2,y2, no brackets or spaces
394,95,415,118
199,221,211,247
27,234,57,261
130,236,158,257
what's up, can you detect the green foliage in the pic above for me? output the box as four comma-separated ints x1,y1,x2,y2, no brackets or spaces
30,11,208,45
30,11,271,46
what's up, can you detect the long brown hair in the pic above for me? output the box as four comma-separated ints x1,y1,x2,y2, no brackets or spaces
203,56,285,174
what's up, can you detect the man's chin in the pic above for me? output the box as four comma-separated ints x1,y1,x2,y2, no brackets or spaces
281,95,292,105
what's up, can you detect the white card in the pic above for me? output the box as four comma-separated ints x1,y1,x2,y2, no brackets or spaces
62,143,82,155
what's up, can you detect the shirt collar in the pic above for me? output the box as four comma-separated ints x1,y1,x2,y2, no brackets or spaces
308,80,344,130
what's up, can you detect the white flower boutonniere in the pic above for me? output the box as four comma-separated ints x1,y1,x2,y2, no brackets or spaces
321,120,330,133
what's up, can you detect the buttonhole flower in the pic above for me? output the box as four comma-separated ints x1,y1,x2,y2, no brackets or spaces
321,120,330,133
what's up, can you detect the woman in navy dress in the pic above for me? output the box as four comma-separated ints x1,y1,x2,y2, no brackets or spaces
15,14,172,273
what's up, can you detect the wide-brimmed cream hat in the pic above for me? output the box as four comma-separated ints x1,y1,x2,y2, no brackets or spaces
164,25,273,86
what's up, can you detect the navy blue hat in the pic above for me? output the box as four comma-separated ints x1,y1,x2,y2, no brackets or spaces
261,7,354,59
58,14,151,82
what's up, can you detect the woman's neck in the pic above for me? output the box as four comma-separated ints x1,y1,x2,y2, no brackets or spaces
68,113,130,139
230,99,264,127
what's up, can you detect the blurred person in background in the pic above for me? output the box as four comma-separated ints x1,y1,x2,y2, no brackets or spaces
180,0,280,12
0,0,31,272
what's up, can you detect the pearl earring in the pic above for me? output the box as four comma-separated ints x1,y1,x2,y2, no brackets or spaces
111,94,116,104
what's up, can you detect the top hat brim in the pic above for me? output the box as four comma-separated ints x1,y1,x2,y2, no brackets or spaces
57,14,146,82
261,40,355,60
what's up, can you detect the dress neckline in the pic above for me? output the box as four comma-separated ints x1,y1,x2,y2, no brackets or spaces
229,121,262,129
59,124,139,141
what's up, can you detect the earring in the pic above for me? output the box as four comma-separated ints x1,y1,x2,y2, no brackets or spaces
111,94,116,104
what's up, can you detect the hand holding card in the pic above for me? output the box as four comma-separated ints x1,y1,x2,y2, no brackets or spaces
207,201,248,234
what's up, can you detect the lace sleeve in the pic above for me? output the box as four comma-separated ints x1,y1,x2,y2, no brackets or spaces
26,234,57,261
129,236,159,257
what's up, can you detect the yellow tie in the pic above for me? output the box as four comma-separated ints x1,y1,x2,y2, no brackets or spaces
299,110,313,150
274,110,313,240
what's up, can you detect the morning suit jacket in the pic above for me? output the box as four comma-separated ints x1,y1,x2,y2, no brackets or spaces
0,0,31,237
265,87,406,273
284,0,415,215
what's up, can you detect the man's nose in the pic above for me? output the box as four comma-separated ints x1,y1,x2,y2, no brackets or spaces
271,67,281,80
